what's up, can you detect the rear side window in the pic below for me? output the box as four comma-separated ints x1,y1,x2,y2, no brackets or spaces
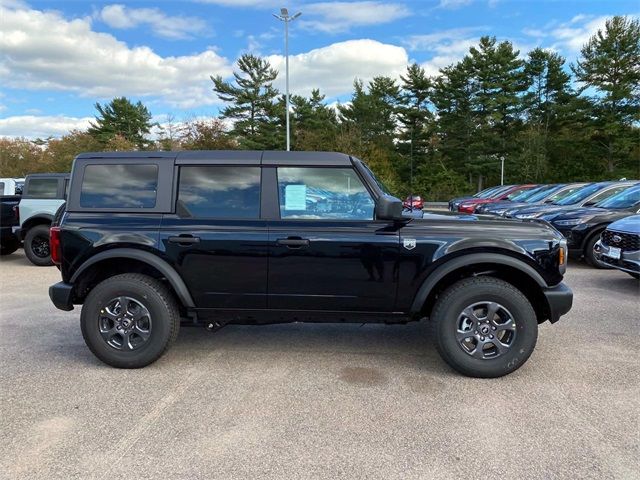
277,167,374,220
27,178,59,198
80,164,158,208
178,166,260,219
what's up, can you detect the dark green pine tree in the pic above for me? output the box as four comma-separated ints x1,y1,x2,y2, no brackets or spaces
291,89,338,151
520,48,574,180
211,54,281,149
572,15,640,174
466,36,527,187
88,97,154,149
397,63,433,192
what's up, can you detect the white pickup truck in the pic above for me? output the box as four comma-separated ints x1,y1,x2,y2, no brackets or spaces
15,173,69,266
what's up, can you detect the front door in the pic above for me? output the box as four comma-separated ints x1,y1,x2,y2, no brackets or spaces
267,166,399,312
160,165,268,309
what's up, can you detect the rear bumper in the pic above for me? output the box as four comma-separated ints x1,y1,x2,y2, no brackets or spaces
543,282,573,323
49,282,74,311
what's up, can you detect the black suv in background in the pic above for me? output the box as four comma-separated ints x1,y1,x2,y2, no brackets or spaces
49,151,572,378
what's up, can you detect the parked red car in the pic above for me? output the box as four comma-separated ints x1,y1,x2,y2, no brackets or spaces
403,195,424,210
458,185,537,213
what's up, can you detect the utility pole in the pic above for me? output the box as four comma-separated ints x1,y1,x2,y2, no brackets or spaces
273,8,301,151
500,156,505,185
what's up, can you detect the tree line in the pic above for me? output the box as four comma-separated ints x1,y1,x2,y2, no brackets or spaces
1,16,638,200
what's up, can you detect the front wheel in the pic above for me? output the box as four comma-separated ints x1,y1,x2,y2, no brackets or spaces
81,274,180,368
584,233,612,269
24,224,53,266
432,276,538,378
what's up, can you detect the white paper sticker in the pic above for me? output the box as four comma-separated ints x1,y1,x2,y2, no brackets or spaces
285,184,307,210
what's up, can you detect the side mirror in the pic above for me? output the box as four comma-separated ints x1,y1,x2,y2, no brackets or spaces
376,194,404,221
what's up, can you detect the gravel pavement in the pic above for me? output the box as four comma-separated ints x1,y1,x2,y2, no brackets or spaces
1,250,638,480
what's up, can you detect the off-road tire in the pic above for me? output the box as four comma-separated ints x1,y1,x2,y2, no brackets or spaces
432,276,538,378
24,224,53,266
81,274,180,368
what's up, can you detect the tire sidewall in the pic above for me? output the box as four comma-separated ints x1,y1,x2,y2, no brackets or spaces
24,225,53,266
81,278,173,368
585,232,611,269
436,280,538,378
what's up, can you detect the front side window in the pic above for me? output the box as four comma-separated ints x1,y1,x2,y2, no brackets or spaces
595,185,640,209
277,167,374,220
27,178,59,198
80,164,158,208
178,166,260,219
587,186,628,205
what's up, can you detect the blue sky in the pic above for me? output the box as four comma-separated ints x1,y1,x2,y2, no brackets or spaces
0,0,637,138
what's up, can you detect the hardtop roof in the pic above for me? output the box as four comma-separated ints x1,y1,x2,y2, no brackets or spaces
75,150,353,166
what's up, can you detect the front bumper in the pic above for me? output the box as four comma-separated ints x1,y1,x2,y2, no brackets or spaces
49,282,74,311
594,240,640,274
542,282,573,323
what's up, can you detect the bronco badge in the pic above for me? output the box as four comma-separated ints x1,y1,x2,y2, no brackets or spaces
403,238,416,250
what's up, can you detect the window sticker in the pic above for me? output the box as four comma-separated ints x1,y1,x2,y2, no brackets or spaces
285,184,307,210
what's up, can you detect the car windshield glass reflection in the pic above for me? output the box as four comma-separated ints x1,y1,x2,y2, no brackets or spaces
595,185,640,209
553,183,600,205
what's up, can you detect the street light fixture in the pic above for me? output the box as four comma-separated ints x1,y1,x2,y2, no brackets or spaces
273,7,302,152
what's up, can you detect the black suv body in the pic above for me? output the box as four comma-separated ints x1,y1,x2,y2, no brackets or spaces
50,151,573,377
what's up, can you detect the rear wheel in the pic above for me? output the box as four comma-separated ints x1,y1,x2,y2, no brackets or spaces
81,274,180,368
24,224,53,266
584,232,611,269
432,276,538,378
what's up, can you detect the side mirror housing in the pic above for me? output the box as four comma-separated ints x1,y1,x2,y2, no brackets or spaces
376,195,404,221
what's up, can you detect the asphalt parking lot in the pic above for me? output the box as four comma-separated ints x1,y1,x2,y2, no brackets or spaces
1,250,638,480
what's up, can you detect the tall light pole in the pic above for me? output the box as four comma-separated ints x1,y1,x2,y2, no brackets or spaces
500,156,505,185
273,8,301,152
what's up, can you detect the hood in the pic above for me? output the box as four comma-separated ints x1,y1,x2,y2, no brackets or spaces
607,215,640,234
551,207,608,220
481,201,527,212
510,204,565,218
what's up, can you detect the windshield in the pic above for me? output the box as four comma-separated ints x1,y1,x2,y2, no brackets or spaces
510,186,543,202
553,183,601,205
525,185,561,202
595,185,640,209
476,186,502,198
548,185,582,203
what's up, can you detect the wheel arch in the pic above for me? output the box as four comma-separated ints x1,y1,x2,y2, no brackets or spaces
71,249,195,309
21,215,53,238
411,253,551,323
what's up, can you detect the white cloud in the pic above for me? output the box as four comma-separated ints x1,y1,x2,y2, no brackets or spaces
299,2,411,34
405,28,487,75
439,0,473,10
0,5,232,108
196,0,278,6
98,4,208,40
0,115,92,138
266,39,409,98
549,15,610,53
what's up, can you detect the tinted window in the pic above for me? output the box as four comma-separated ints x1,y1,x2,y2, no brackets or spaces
553,183,600,205
0,182,4,193
178,166,260,219
278,167,374,220
27,178,58,198
593,185,640,208
80,164,158,208
587,185,628,205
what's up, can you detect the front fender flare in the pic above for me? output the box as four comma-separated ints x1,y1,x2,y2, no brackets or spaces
410,252,546,314
70,248,195,308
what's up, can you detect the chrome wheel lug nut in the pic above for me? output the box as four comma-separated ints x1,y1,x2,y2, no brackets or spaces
489,335,494,339
492,326,496,330
480,336,485,341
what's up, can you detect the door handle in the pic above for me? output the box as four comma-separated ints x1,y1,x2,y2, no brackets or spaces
276,237,310,248
168,235,200,245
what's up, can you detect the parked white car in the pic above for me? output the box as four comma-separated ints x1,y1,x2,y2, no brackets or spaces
15,173,69,266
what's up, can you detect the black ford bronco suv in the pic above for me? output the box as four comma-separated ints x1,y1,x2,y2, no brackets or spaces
49,151,573,377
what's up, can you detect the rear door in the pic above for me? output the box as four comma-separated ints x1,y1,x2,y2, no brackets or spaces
265,165,400,312
159,163,268,309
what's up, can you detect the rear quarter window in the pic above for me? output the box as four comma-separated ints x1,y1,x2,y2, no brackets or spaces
80,164,158,208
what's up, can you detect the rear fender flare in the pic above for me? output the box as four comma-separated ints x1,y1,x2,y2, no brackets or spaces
70,248,195,308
